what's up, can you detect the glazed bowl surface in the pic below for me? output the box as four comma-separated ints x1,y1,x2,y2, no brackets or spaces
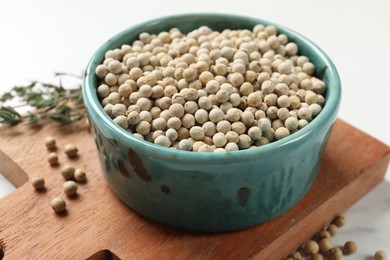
83,13,341,232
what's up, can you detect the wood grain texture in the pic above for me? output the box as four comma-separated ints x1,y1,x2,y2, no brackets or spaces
0,119,389,260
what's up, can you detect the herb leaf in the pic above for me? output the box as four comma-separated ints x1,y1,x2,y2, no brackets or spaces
0,72,84,126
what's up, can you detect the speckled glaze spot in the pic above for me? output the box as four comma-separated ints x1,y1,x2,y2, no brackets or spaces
161,185,170,194
127,148,150,182
113,139,119,146
238,187,251,206
117,159,130,178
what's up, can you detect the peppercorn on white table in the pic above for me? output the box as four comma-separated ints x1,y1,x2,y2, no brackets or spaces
0,0,389,259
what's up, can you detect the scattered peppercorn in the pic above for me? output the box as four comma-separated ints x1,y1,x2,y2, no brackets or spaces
375,250,387,260
44,136,56,150
63,181,78,196
64,144,78,158
328,247,343,260
47,152,59,166
74,169,87,182
61,165,75,180
343,241,357,255
318,238,333,253
332,215,346,227
303,240,320,255
50,197,66,213
326,224,338,237
310,253,324,260
31,176,45,190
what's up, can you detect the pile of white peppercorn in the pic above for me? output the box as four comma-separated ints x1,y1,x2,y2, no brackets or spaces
284,215,388,260
95,24,326,152
31,136,87,213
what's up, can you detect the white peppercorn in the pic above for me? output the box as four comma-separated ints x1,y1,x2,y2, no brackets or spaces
183,101,198,114
195,109,209,124
136,121,151,135
60,165,75,181
216,89,230,103
255,137,269,146
255,110,266,120
198,144,214,152
177,127,190,140
298,119,309,129
328,248,343,260
225,142,239,152
305,91,318,105
241,111,255,126
237,134,252,149
44,136,56,150
226,108,242,122
192,141,205,152
205,80,220,94
229,73,244,87
232,121,246,135
63,181,78,196
248,126,262,140
229,93,241,107
167,117,181,130
190,126,205,141
375,250,387,260
309,103,322,118
209,108,224,123
318,238,333,253
303,62,315,75
178,139,192,151
298,107,312,121
47,152,58,166
275,127,290,140
107,92,120,105
172,93,186,105
285,117,299,131
126,110,140,126
272,119,284,130
215,120,231,134
74,169,87,182
139,111,152,123
198,96,212,110
31,176,45,190
277,108,290,121
51,197,66,213
166,128,178,141
343,241,357,255
212,132,227,147
95,65,109,79
97,84,111,98
159,110,171,121
133,133,144,140
202,121,216,137
247,91,262,107
151,117,167,131
154,135,171,147
111,104,127,117
266,106,278,119
169,103,185,118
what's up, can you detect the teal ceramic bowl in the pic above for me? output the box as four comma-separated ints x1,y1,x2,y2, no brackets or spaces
83,14,341,232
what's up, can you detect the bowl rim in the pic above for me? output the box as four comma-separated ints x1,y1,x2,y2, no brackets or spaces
83,13,341,162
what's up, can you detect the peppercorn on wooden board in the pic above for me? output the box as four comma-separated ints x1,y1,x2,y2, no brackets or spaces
0,119,389,260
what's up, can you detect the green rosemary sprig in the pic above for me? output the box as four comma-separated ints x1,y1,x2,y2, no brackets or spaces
0,72,84,126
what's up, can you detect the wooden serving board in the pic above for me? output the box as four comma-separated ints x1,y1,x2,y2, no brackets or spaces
0,119,389,260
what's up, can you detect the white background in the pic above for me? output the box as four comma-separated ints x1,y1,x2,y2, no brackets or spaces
0,0,389,258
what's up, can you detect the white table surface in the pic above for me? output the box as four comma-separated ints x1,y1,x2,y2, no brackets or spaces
0,0,389,258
